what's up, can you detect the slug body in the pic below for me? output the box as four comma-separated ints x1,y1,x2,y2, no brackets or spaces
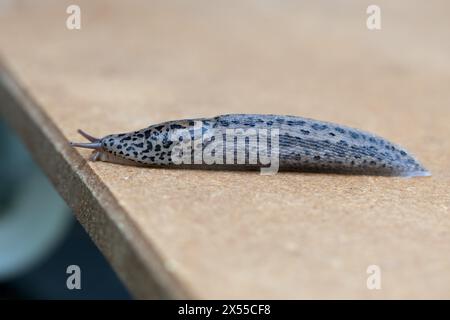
70,114,430,177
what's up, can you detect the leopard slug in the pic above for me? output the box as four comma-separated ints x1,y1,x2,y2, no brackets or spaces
70,114,430,177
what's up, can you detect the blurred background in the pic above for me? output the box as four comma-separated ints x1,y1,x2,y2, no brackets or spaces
0,120,130,299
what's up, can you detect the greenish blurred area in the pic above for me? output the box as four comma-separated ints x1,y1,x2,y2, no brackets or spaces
0,120,130,299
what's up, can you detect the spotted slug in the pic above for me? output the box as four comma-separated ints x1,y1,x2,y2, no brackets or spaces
70,114,430,177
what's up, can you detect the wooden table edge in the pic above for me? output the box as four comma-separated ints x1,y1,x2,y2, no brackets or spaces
0,58,193,299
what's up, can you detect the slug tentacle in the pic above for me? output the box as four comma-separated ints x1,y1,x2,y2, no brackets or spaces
69,141,102,149
77,129,100,142
70,129,102,150
70,114,430,177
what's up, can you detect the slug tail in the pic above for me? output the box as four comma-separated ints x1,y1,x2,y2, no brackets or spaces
399,166,431,178
392,153,431,177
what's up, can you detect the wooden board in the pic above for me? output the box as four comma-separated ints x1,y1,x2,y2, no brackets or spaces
0,0,449,299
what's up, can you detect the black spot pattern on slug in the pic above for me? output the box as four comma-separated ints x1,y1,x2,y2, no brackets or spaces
170,124,186,130
311,123,328,131
287,120,306,126
96,114,428,176
350,131,360,139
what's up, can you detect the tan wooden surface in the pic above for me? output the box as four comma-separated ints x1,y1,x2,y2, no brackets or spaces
0,0,449,299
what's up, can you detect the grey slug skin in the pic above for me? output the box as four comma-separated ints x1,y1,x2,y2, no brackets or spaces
74,114,430,177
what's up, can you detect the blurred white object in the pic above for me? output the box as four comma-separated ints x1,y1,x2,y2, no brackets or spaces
0,169,72,280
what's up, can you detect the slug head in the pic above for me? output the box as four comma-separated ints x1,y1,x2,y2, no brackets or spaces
70,129,143,165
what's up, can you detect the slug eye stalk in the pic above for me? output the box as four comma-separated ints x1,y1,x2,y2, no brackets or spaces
70,129,102,149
